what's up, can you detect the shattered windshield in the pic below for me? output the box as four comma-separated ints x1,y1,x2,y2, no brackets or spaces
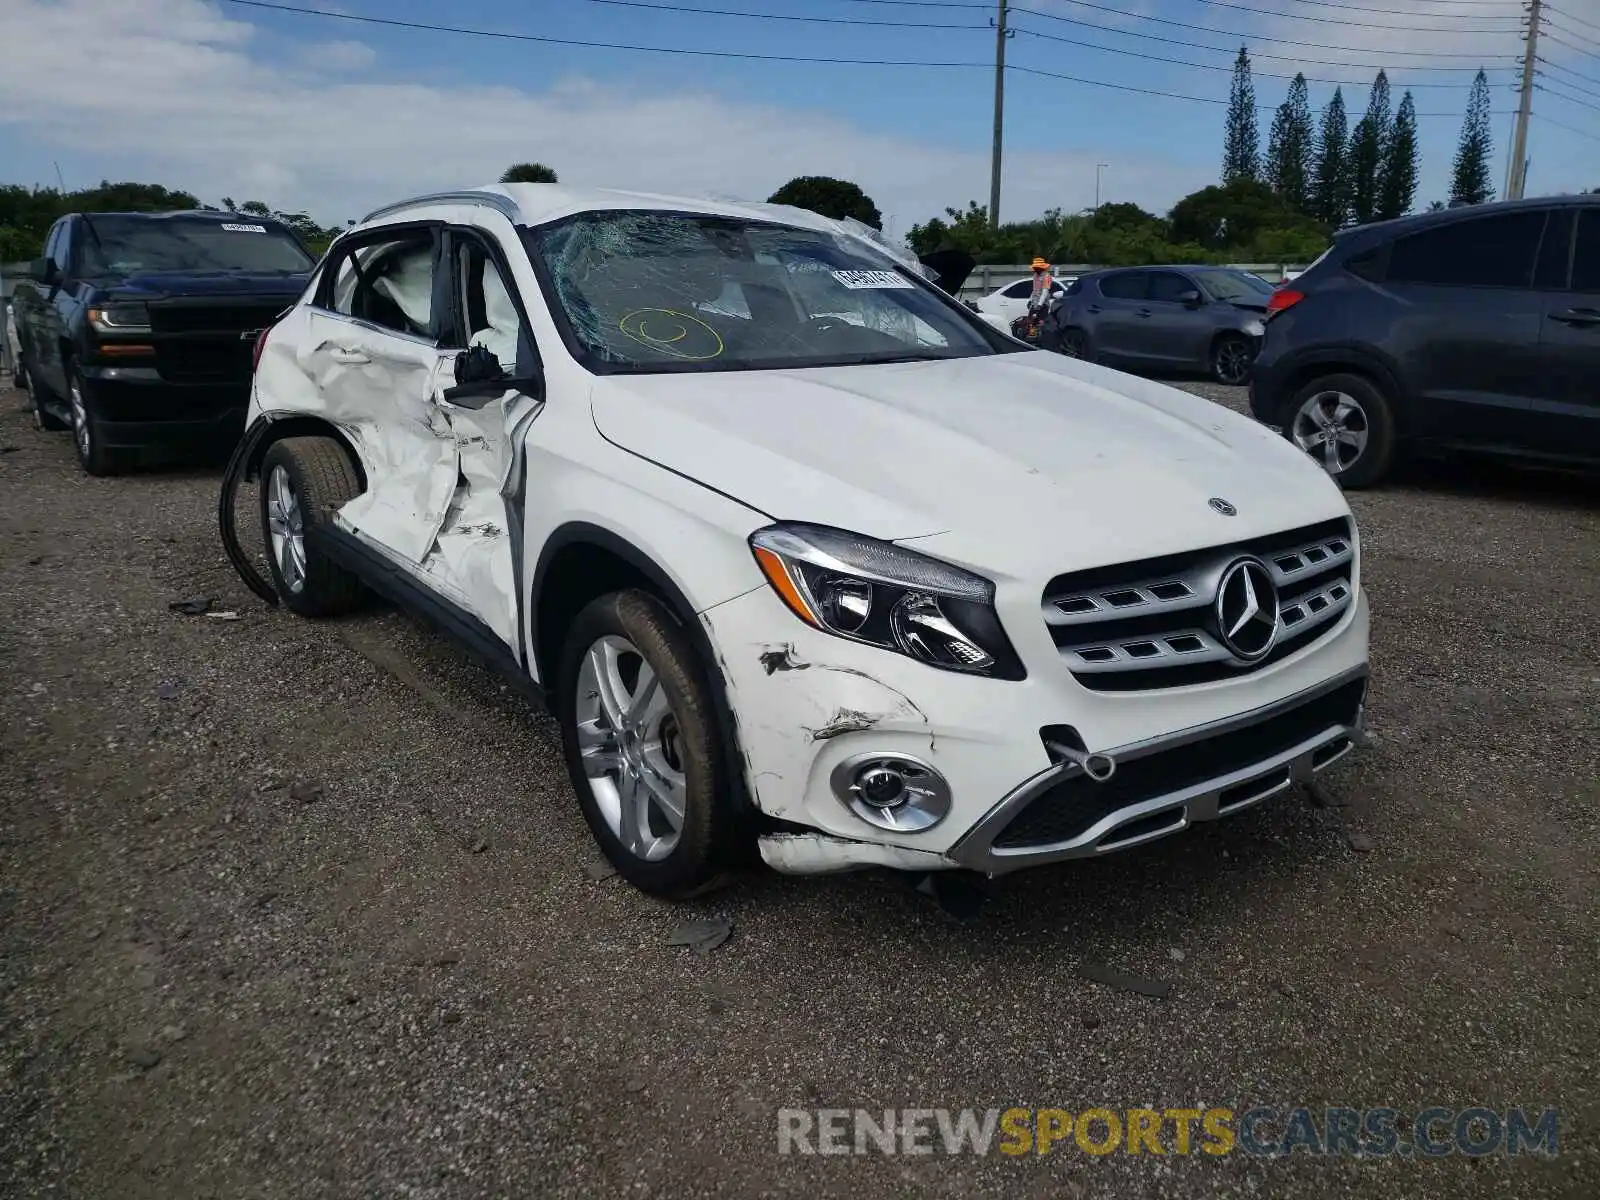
524,210,1004,374
78,217,314,277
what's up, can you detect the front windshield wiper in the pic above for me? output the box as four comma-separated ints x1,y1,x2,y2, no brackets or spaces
822,351,964,367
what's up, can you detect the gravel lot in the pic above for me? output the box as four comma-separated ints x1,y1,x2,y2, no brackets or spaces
2,377,1596,1199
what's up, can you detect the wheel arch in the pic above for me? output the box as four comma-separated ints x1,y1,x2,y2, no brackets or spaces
530,523,757,816
1272,350,1413,434
242,414,367,491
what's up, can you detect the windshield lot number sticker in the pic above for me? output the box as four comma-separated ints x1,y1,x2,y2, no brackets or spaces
831,269,915,289
221,223,268,233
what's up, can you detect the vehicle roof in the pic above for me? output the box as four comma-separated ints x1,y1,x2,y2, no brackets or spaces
359,183,843,233
1336,192,1600,240
1082,264,1253,275
64,209,291,223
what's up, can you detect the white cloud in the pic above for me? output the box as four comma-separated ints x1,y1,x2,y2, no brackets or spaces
296,39,378,73
0,0,1207,229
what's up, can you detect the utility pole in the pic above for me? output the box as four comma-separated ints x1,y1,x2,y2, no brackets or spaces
1095,162,1109,210
988,0,1010,226
1507,0,1542,200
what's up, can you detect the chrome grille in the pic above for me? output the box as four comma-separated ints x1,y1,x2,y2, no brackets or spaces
1042,519,1356,691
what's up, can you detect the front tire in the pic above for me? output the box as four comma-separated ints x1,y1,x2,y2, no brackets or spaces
557,589,743,898
1212,334,1255,385
66,364,131,475
1286,372,1398,488
258,437,366,616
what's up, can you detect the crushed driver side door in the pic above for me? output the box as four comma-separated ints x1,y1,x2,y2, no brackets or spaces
414,225,547,660
290,224,462,567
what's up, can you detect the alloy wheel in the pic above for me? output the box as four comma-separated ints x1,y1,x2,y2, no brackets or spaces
1215,339,1253,385
69,378,90,460
1292,390,1370,474
265,465,308,594
573,635,687,862
1060,330,1087,359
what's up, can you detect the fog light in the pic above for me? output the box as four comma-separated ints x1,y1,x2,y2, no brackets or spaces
829,753,951,833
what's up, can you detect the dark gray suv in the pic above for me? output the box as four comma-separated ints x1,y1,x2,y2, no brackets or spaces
1043,266,1273,384
1250,195,1600,487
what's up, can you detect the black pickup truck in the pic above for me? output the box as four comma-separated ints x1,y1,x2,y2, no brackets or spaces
11,210,315,474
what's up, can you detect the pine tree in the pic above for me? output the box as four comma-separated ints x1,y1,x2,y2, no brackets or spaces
1348,71,1391,226
1223,47,1260,184
1450,70,1496,206
1377,91,1420,220
1311,88,1350,228
1265,74,1315,213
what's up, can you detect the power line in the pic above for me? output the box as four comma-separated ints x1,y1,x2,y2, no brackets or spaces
1539,66,1600,101
1005,61,1501,117
1006,7,1507,72
1545,31,1600,63
1538,79,1600,115
580,0,985,31
1010,23,1484,87
219,0,1503,120
1008,1,1519,56
1542,54,1600,90
1536,109,1600,141
1546,5,1600,37
1106,0,1520,33
1543,19,1600,56
220,0,988,66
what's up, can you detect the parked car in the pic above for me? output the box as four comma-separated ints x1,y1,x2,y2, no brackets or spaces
1251,196,1600,486
973,273,1076,323
11,210,315,474
1043,266,1272,384
224,184,1369,897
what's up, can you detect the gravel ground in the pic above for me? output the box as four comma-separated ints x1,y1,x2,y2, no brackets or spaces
1,377,1597,1199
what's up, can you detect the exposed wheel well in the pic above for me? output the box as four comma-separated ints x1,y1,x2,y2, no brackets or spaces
1276,361,1396,426
245,416,366,491
533,541,663,710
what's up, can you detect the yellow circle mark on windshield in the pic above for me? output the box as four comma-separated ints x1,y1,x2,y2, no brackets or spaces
618,308,725,361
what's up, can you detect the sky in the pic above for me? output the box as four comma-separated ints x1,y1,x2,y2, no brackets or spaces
1,0,1598,238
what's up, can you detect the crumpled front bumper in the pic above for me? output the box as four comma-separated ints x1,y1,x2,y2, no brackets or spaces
701,582,1370,876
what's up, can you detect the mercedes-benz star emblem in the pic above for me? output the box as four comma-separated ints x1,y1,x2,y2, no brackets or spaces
1215,557,1279,662
1208,497,1238,516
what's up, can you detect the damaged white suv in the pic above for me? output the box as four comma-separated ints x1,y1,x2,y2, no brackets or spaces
223,184,1369,897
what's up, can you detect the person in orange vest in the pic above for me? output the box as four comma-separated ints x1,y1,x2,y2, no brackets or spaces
1027,256,1056,314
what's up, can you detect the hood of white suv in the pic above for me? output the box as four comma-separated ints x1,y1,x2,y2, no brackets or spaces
591,350,1350,578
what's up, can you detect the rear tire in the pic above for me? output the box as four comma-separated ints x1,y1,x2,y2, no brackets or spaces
1056,326,1090,360
1285,372,1398,489
258,437,367,616
556,589,744,898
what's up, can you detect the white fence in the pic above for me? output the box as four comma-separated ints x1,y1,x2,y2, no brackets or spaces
957,262,1308,297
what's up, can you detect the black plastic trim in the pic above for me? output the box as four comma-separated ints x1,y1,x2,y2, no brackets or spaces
308,524,544,708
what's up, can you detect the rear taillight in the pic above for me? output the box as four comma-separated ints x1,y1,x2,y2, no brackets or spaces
251,323,274,373
1266,288,1305,316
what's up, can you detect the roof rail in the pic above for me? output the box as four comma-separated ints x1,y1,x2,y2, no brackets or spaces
360,190,520,224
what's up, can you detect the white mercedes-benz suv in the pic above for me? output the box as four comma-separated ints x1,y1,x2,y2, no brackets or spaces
221,184,1369,897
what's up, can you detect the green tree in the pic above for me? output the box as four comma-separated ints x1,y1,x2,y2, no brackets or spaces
768,176,883,229
1450,70,1495,206
1348,70,1391,225
500,162,558,184
1310,87,1350,228
1223,47,1260,184
1169,177,1327,253
1377,91,1420,220
1265,73,1315,213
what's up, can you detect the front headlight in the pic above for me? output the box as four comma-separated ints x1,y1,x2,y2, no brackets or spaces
749,523,1025,680
88,302,151,334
